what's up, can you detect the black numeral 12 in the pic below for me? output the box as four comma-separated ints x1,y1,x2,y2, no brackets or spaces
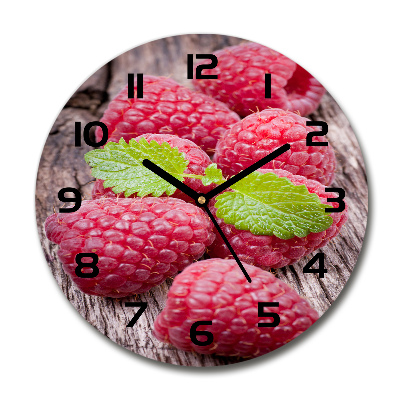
187,54,218,79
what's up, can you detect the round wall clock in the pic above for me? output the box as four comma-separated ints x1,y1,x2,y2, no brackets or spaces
35,34,368,367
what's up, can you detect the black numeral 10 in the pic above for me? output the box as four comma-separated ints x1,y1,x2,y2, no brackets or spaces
75,121,108,147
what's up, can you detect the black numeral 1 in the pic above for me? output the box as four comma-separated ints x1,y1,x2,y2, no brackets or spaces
306,121,329,146
265,73,271,98
128,73,143,98
303,253,327,278
258,302,280,327
75,121,108,147
75,253,99,278
58,188,82,213
190,321,213,346
187,54,218,79
325,188,346,212
125,302,148,327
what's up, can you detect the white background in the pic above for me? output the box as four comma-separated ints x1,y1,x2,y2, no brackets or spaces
2,1,399,399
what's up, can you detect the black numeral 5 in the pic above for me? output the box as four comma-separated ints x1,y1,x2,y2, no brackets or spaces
258,302,280,327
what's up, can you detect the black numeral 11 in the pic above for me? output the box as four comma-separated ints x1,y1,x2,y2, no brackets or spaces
128,73,143,98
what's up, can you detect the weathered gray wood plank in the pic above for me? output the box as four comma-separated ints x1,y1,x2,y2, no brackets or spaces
35,34,368,367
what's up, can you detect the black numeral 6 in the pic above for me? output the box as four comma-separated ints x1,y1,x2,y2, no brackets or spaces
190,321,213,346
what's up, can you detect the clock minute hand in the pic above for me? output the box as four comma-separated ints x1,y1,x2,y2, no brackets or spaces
205,143,291,200
202,205,252,283
142,159,199,201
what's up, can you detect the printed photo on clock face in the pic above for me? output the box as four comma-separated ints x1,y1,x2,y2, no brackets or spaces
35,33,368,367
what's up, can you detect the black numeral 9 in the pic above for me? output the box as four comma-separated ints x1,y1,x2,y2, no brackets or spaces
58,188,81,213
187,54,218,79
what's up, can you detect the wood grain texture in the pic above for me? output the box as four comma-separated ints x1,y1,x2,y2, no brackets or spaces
35,34,368,367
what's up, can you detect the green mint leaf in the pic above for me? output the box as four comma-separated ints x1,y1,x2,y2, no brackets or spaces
84,138,189,197
214,172,333,240
201,163,224,186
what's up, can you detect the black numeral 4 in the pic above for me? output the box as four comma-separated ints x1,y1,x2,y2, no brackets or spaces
187,54,218,79
125,302,148,327
303,253,327,278
75,121,108,147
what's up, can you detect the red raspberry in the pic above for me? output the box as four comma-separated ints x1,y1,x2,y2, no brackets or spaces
207,169,347,270
44,197,215,298
214,108,336,185
153,258,319,358
92,134,215,203
192,42,325,117
95,75,240,155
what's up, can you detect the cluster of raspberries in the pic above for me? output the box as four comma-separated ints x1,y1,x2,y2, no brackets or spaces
45,42,347,359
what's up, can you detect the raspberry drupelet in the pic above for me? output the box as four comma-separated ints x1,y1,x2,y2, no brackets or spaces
153,258,319,358
92,134,216,204
214,108,336,186
207,169,347,270
44,197,215,298
192,42,325,117
95,75,240,155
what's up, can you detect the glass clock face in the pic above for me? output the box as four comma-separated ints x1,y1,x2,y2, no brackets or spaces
35,34,368,367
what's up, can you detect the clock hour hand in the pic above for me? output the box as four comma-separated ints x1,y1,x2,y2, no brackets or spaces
142,159,200,201
205,143,290,200
202,205,252,283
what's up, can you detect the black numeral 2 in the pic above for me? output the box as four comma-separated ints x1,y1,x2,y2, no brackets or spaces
306,121,329,146
125,302,148,327
258,302,280,327
303,253,327,278
325,188,346,212
58,188,81,213
187,54,218,79
128,73,143,98
75,122,108,147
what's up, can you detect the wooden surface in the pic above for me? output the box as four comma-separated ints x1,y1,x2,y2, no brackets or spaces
35,34,368,367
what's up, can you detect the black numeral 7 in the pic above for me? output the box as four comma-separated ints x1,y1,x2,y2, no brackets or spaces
125,302,147,327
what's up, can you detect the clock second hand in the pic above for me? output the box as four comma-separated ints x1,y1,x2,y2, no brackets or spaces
202,205,252,283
